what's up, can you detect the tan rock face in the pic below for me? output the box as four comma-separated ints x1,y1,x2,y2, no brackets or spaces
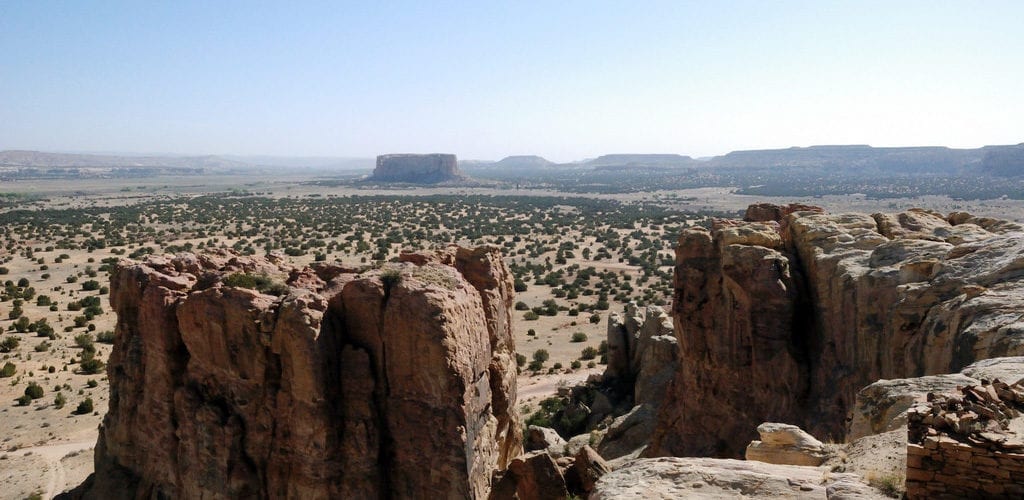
649,204,1024,458
73,247,520,499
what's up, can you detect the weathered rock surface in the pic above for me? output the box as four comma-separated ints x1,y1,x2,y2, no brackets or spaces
369,153,463,183
745,423,829,466
649,204,1024,458
67,246,521,499
591,457,886,499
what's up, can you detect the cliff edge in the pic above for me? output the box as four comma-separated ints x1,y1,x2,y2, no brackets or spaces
649,204,1024,458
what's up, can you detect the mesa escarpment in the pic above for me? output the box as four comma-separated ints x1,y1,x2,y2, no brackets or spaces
67,246,521,499
649,203,1024,458
369,153,463,183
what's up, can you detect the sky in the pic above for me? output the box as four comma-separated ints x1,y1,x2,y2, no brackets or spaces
1,1,1022,162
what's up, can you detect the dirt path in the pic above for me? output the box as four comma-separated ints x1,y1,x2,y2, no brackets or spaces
9,439,95,499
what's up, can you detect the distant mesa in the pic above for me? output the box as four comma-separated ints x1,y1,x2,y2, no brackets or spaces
368,153,464,184
492,155,555,169
585,154,696,170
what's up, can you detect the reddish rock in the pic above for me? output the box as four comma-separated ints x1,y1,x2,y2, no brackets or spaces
69,247,521,499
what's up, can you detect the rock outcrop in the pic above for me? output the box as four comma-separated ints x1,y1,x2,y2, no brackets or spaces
604,303,678,408
68,246,520,499
369,153,463,183
847,357,1024,441
649,204,1024,458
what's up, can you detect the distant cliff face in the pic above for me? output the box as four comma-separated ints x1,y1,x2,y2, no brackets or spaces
648,204,1024,458
71,246,520,499
370,153,462,183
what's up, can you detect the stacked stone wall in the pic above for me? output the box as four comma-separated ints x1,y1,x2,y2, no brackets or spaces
906,380,1024,499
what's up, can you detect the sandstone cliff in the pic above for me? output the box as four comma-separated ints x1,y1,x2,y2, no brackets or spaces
68,246,521,499
649,204,1024,458
370,153,463,183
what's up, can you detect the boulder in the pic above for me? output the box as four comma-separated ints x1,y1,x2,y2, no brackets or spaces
745,423,829,466
597,404,656,460
505,451,568,500
525,426,567,457
566,445,611,494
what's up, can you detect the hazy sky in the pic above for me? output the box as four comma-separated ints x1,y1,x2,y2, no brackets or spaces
2,1,1022,162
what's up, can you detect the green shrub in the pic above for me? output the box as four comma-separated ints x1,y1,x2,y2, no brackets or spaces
54,392,66,409
75,398,94,415
223,272,287,296
532,349,549,363
79,358,105,375
589,313,601,324
515,353,527,368
513,279,528,292
74,333,94,349
380,269,402,291
523,311,539,321
580,346,598,360
0,336,19,353
25,382,44,399
571,332,587,343
0,362,15,378
16,394,32,406
96,330,115,344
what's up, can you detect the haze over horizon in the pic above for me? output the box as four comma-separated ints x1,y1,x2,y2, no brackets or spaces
2,1,1022,163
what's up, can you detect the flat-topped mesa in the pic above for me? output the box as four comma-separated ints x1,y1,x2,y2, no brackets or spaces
370,153,463,183
647,203,1024,459
67,246,521,500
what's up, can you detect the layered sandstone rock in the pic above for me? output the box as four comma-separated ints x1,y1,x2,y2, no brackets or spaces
369,153,463,183
649,204,1024,458
69,246,520,499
